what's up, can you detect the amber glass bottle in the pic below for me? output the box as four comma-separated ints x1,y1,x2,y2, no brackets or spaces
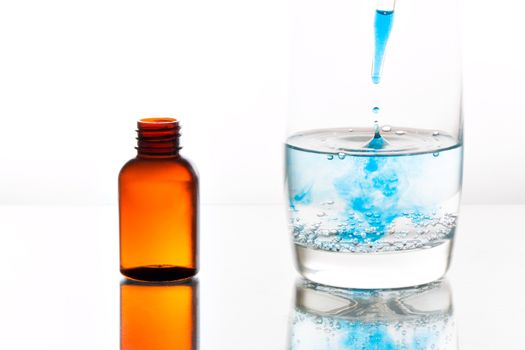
121,279,198,350
119,118,198,282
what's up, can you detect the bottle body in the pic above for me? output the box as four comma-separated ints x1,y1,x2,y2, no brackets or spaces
119,118,198,282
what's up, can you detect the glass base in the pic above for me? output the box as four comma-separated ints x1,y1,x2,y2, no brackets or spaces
294,240,453,289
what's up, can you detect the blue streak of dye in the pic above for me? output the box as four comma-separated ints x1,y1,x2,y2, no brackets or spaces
290,186,312,209
334,156,400,242
372,10,394,84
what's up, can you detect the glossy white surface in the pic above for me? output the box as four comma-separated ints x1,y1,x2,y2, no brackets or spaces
0,204,523,349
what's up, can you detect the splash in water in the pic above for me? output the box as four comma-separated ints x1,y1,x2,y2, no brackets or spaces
366,120,389,149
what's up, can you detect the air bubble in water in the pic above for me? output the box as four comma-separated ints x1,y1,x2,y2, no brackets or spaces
395,130,406,135
372,107,380,114
327,154,334,160
317,212,327,217
433,152,440,157
432,131,440,136
338,152,346,160
382,125,392,132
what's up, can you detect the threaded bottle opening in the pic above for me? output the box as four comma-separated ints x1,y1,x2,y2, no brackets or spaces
136,118,181,156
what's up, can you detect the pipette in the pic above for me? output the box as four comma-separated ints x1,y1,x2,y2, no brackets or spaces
371,0,396,84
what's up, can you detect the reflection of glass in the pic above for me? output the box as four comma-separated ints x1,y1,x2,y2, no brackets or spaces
288,278,457,349
120,279,198,350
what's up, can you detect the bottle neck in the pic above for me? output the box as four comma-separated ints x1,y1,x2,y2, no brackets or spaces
136,118,181,157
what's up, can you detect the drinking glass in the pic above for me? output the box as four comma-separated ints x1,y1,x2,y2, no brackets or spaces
286,0,463,288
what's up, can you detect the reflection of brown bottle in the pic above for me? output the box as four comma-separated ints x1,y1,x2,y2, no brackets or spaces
120,279,198,350
119,118,198,282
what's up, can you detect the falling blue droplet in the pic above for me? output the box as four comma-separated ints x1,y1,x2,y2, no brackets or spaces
372,107,380,114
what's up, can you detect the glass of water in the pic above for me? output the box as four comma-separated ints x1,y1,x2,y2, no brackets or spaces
286,0,462,288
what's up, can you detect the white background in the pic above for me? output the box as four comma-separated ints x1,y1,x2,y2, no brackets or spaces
0,0,523,205
0,3,524,349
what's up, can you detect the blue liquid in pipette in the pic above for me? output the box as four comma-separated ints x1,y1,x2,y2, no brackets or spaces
372,10,394,84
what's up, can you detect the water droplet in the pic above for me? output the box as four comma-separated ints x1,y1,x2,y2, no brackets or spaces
348,128,353,132
327,154,334,160
395,130,406,135
338,152,346,160
433,152,440,157
317,212,326,217
372,107,380,114
381,125,391,132
432,131,439,136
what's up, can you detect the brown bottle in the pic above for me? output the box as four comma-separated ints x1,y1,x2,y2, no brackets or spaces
120,279,198,350
119,118,198,282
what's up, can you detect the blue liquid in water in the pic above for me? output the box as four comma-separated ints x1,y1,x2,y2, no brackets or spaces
372,10,394,84
286,128,462,253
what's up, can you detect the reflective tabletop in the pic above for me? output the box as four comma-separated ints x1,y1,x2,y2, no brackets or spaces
0,204,523,349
